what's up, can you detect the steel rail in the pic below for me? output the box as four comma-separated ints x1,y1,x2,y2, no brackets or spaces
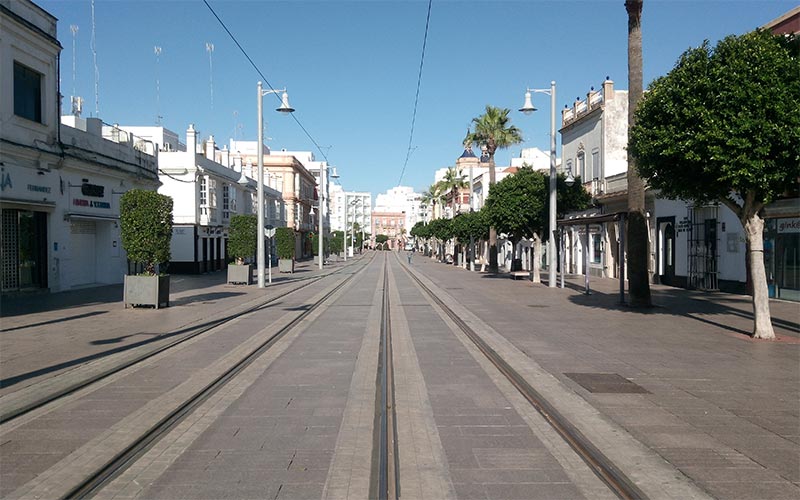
400,257,647,500
66,254,374,499
371,254,400,500
0,262,365,425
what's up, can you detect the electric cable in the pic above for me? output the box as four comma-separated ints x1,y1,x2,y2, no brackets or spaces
202,0,330,164
397,0,433,186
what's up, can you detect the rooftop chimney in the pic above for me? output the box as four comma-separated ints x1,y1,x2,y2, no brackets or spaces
206,135,216,161
186,124,197,155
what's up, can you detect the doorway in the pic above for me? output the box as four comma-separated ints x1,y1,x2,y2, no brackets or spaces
657,217,676,286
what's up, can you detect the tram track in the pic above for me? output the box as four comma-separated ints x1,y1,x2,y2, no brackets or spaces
398,255,648,500
370,254,400,500
62,255,374,499
0,262,364,425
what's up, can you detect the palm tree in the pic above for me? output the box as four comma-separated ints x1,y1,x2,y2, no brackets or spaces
421,182,444,221
626,0,652,307
439,167,468,217
466,106,523,272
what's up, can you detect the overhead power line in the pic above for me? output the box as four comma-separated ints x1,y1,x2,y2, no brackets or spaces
202,0,330,164
397,0,433,186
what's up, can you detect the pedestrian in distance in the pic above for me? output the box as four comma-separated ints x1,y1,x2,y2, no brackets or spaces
407,249,413,264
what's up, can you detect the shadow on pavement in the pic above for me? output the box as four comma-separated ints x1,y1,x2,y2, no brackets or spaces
171,291,246,307
0,311,108,333
0,285,123,318
565,285,800,339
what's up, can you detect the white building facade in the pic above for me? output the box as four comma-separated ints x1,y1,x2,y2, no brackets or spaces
1,0,161,293
120,125,285,274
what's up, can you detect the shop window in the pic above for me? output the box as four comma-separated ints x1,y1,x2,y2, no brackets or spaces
14,62,43,123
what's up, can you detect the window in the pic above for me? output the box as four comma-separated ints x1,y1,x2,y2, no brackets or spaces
591,151,600,180
592,233,602,264
222,184,230,220
14,62,43,123
577,152,587,182
199,176,207,206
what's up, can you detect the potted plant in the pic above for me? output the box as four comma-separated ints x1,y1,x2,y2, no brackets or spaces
226,214,257,285
120,189,173,308
275,226,295,273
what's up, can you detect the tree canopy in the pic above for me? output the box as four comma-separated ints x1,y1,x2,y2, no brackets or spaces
629,29,800,213
628,29,798,339
484,168,592,242
466,106,523,160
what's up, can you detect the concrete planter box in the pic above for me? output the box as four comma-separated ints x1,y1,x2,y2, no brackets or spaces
227,264,252,285
278,259,294,273
124,275,170,309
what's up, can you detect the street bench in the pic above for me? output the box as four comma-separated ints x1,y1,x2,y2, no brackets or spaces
510,271,529,280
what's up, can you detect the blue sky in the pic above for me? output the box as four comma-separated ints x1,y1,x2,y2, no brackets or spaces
41,0,796,197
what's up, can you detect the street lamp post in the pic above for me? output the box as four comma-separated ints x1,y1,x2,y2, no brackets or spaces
317,165,325,270
257,81,294,288
520,80,557,288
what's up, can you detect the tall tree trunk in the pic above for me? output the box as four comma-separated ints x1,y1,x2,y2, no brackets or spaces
532,233,542,283
740,205,775,340
626,0,652,307
488,158,498,273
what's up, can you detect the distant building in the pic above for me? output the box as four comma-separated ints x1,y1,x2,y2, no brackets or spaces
230,143,316,259
371,211,406,250
374,186,420,232
115,125,284,273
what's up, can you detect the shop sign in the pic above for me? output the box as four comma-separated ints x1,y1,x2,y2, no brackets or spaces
777,217,800,233
81,183,105,197
27,184,51,194
73,198,111,209
677,217,691,234
0,171,11,191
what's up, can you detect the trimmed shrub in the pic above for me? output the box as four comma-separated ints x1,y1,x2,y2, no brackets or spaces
120,189,173,275
275,227,295,260
227,214,258,264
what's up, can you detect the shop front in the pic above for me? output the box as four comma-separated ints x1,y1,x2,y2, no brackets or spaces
0,166,56,293
764,216,799,302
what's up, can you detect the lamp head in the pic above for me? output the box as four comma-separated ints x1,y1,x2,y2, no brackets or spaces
519,90,537,115
565,170,575,187
276,92,295,113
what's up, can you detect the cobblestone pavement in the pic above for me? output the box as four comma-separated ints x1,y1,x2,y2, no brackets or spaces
0,251,798,499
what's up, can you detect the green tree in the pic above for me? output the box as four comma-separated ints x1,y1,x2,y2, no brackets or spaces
120,189,173,275
330,230,344,255
428,217,454,261
420,183,444,220
628,29,800,339
227,214,258,264
625,0,652,308
467,107,523,272
485,168,591,277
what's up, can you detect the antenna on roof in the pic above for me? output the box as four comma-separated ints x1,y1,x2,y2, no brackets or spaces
206,42,214,109
90,0,100,116
69,25,78,98
154,46,162,125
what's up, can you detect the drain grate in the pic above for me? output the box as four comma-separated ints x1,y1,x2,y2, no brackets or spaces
564,373,650,394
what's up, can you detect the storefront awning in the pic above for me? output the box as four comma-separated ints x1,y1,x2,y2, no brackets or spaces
0,198,56,211
558,212,625,227
64,212,120,222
